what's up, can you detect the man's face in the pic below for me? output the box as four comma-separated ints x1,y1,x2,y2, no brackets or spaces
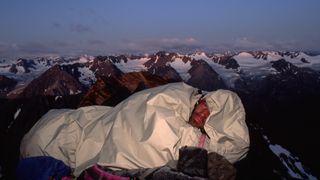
189,100,210,128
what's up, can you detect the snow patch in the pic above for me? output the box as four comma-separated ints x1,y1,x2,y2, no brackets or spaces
195,57,240,88
55,96,62,101
154,56,159,64
262,132,317,180
79,55,95,63
114,57,150,73
234,52,269,67
266,52,283,61
7,108,21,129
189,52,210,61
14,108,21,119
69,89,81,95
0,65,12,74
269,144,317,180
16,66,25,74
78,66,96,86
169,58,192,81
289,52,320,71
262,135,270,143
233,52,279,80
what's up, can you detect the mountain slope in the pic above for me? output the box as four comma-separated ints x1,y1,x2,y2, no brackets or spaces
0,75,17,98
16,65,84,98
79,71,169,107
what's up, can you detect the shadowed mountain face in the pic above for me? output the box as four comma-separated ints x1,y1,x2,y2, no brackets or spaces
79,76,131,107
90,57,124,78
15,65,84,98
108,55,129,64
0,72,170,179
147,65,182,82
232,59,320,179
79,71,170,107
219,58,240,69
235,93,320,180
116,71,170,92
144,52,183,82
0,75,17,97
1,51,320,179
265,60,320,99
0,95,82,180
238,59,320,100
8,58,37,74
144,51,176,68
187,60,226,91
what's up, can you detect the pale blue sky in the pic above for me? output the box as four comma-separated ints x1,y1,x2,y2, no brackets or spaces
1,0,320,57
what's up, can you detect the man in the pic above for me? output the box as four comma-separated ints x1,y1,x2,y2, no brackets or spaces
189,98,210,129
20,82,250,177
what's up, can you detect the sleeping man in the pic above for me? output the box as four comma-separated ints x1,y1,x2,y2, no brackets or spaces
20,82,250,176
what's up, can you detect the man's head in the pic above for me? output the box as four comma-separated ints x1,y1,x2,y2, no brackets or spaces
189,99,210,129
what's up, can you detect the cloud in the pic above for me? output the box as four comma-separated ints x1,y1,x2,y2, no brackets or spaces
231,37,320,51
85,8,109,25
52,41,75,48
118,37,203,53
51,21,94,34
0,42,13,53
15,42,59,57
70,23,93,33
116,37,311,54
69,8,108,25
87,40,108,46
52,22,62,29
2,37,319,59
156,37,200,50
233,37,275,50
206,37,277,51
204,37,309,52
0,42,56,58
0,40,110,58
159,37,198,45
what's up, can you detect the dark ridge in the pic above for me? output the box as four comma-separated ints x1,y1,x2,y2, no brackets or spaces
17,65,84,98
0,95,82,179
90,58,124,78
0,75,17,97
219,58,240,69
187,60,226,91
79,71,170,107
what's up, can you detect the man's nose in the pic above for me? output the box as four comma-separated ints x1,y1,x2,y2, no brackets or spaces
199,112,206,118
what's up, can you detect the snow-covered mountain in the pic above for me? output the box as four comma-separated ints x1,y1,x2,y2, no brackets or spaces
1,51,320,179
1,51,320,97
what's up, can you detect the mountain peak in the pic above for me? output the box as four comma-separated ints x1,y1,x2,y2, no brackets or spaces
16,65,84,98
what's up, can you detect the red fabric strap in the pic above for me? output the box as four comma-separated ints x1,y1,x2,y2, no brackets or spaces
197,134,206,148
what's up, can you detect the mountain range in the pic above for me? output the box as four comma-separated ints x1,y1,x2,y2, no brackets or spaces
0,51,320,179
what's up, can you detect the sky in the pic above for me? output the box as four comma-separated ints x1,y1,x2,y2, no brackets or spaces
0,0,320,58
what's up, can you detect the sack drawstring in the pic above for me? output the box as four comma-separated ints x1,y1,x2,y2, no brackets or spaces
197,133,206,148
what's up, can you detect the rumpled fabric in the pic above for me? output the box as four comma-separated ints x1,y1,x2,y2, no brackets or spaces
20,82,249,177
